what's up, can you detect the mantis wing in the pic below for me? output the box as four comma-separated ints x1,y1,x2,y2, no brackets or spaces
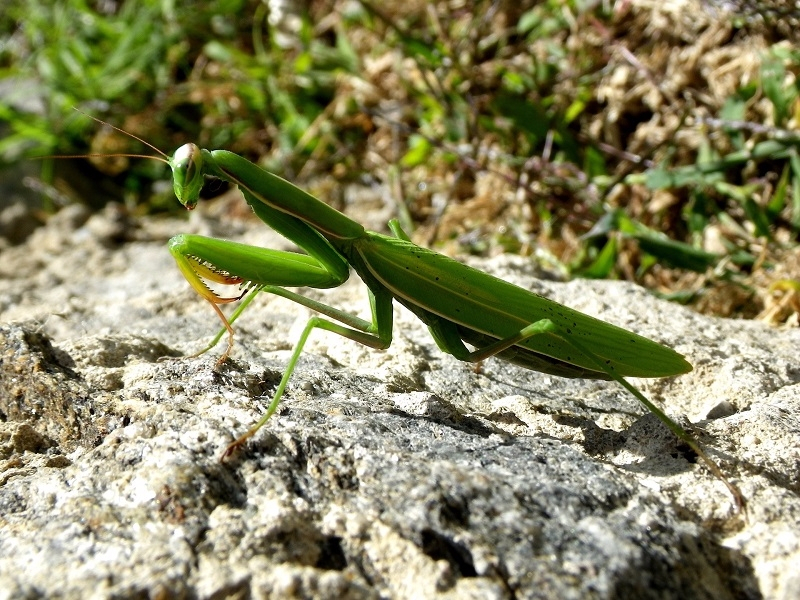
354,233,692,379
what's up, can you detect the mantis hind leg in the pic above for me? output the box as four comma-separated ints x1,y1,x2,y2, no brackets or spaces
429,316,745,513
221,287,395,458
561,330,745,514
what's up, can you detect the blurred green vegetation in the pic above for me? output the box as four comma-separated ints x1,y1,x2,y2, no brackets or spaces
1,0,799,319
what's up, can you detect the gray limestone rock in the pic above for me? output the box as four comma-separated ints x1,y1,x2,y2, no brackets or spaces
0,202,797,599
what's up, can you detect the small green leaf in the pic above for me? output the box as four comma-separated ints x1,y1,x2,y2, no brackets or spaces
644,166,673,189
580,237,617,279
652,289,697,304
491,93,549,144
632,231,719,272
768,163,790,216
742,197,772,238
518,9,540,35
400,135,432,168
582,210,620,240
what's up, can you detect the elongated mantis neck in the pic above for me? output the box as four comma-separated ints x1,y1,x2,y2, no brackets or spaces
201,149,366,242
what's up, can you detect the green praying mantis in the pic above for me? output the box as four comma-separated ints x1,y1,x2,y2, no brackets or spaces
75,117,744,512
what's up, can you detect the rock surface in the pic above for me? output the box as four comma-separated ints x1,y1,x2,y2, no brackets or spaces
0,200,798,599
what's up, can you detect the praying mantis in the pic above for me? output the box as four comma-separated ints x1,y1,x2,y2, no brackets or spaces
75,118,744,511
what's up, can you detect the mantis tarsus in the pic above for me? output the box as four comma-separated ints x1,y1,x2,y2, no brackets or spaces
78,119,745,513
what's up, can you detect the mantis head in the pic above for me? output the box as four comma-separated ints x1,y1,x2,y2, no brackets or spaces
170,143,205,210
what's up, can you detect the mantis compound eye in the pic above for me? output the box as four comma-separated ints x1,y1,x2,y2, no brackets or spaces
171,143,204,209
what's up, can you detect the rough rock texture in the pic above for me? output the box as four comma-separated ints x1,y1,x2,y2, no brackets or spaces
0,201,798,600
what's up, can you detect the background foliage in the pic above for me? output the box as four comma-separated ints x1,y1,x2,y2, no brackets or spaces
1,0,798,322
